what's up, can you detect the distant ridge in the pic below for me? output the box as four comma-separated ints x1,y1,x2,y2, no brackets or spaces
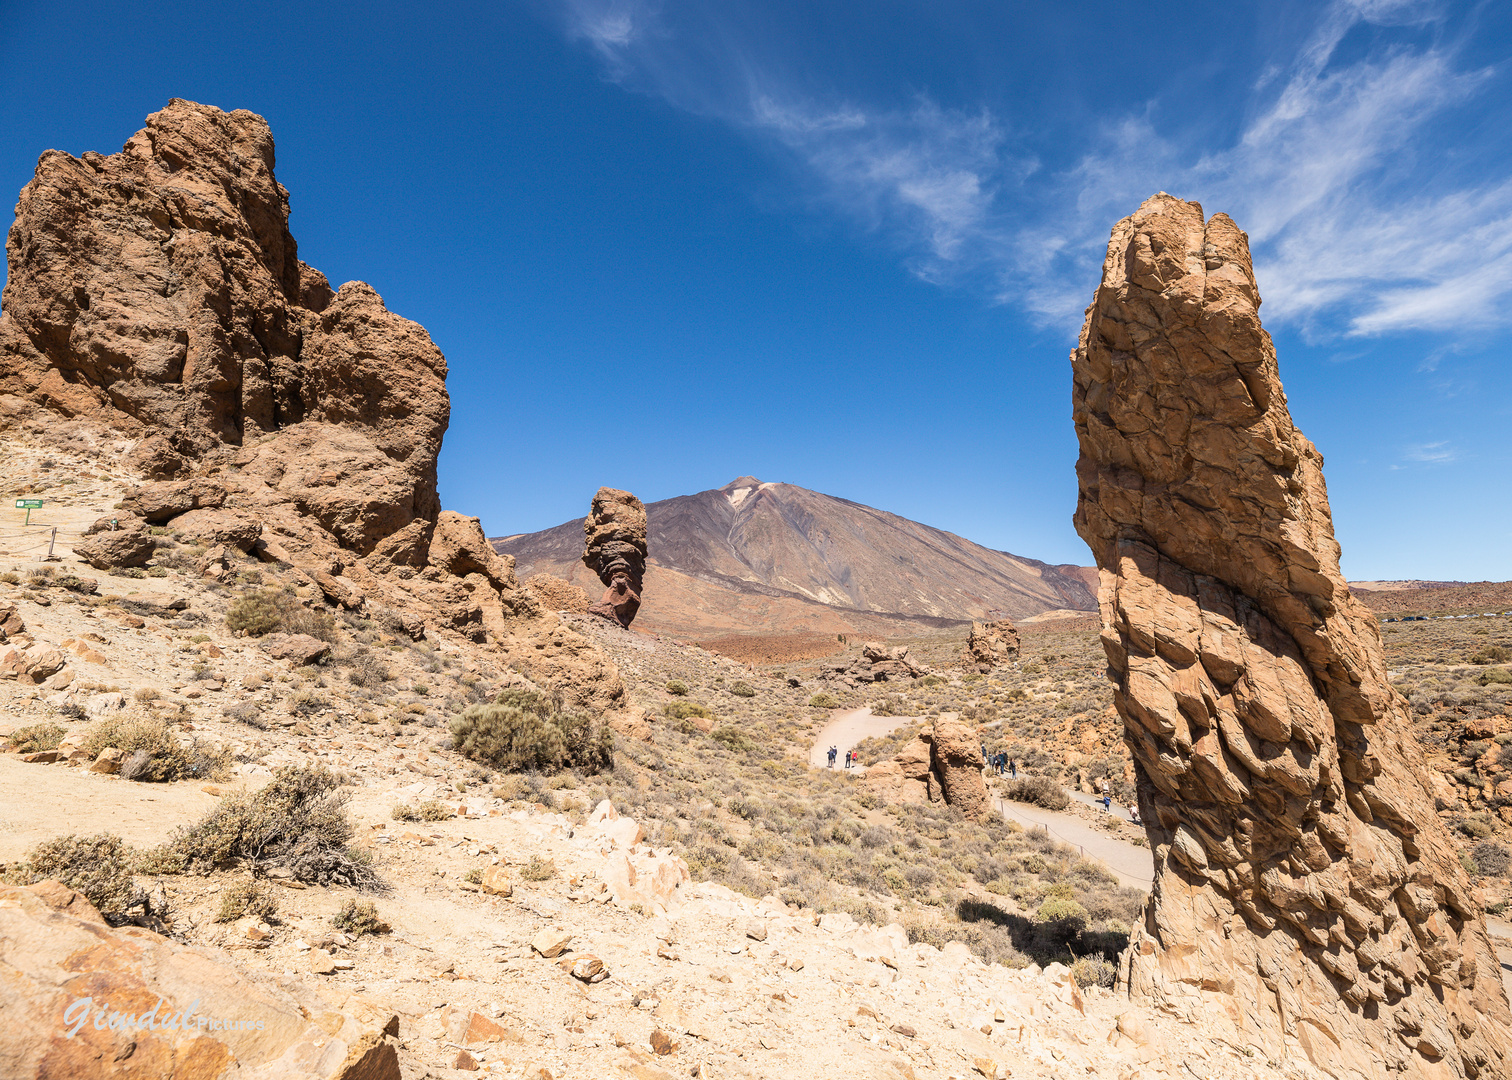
491,478,1096,637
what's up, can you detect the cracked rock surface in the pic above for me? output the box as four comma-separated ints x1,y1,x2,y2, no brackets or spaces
1072,192,1512,1079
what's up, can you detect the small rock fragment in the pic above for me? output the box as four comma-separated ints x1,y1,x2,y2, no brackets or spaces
530,928,572,958
649,1028,676,1056
453,1049,479,1071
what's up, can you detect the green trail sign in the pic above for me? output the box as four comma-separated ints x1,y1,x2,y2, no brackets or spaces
14,498,43,525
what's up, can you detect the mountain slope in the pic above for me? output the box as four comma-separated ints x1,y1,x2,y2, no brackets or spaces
492,477,1096,636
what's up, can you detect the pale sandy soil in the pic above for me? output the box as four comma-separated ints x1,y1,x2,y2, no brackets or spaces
807,707,914,771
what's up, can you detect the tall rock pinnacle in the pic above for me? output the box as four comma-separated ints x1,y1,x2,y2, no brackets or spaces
582,488,647,629
1072,193,1512,1078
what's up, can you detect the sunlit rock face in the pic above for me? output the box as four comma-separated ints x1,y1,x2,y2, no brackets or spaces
1072,192,1512,1079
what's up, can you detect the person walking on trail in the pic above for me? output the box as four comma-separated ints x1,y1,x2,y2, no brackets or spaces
827,745,837,768
845,750,854,769
1100,779,1112,810
1009,758,1017,779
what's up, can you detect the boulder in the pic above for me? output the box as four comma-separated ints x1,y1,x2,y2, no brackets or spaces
74,519,155,570
599,848,691,916
0,603,25,642
84,691,126,719
530,929,572,958
123,433,190,479
922,718,990,820
428,511,517,591
166,507,261,552
864,718,986,818
90,747,126,774
1,644,67,683
119,478,227,523
261,632,332,665
966,619,1020,666
1072,193,1512,1074
581,488,647,629
0,881,400,1079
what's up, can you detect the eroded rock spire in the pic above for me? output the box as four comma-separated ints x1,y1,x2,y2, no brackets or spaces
582,488,647,629
1072,193,1512,1078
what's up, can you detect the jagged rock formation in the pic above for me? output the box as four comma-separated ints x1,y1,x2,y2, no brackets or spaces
966,619,1020,668
581,488,647,629
0,101,626,717
821,641,932,687
1072,193,1512,1078
864,716,989,819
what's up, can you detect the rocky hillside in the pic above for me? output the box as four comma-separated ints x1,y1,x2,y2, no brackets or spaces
493,477,1097,637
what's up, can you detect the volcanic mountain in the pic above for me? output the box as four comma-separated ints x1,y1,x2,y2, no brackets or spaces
491,477,1096,637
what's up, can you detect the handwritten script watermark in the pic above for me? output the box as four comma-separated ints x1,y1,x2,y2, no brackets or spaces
61,996,266,1038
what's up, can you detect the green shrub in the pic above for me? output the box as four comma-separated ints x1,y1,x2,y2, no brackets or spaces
711,726,757,754
808,692,840,709
1471,646,1511,665
665,679,689,696
3,833,139,919
170,765,381,890
215,879,278,923
664,700,714,720
1037,896,1089,931
1477,667,1512,686
450,688,613,774
729,681,756,698
10,723,65,754
332,899,384,935
1003,776,1070,811
225,589,338,641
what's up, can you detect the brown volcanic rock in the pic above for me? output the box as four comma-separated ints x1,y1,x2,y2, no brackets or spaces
966,619,1020,667
582,487,647,628
0,99,447,553
1,101,631,725
526,574,591,614
864,717,988,819
0,881,399,1080
1072,193,1512,1077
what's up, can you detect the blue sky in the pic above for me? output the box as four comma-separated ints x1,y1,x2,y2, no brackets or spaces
2,0,1509,580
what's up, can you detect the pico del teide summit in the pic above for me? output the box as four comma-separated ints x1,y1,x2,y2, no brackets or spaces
1072,192,1512,1079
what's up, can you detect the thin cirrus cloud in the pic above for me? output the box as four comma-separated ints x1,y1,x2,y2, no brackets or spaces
1402,441,1457,464
555,0,1511,340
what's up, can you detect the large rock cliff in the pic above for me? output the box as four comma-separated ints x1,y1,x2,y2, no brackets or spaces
1072,193,1512,1078
0,100,623,715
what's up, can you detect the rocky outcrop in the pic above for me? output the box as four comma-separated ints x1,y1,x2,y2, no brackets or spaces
582,488,647,629
0,100,629,721
0,880,400,1079
863,716,989,819
966,619,1020,668
822,641,931,687
1072,193,1512,1078
0,100,447,543
526,574,591,614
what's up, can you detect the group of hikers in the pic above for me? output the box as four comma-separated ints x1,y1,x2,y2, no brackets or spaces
982,747,1017,778
825,745,857,769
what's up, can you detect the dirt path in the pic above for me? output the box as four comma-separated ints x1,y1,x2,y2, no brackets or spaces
0,756,232,862
808,707,914,772
993,794,1154,891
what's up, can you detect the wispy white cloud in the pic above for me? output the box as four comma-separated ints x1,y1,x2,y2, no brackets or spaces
1402,440,1457,463
553,0,1512,339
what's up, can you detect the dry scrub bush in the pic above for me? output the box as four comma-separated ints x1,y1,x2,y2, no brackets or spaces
665,679,689,696
225,588,338,642
332,899,384,935
663,701,713,720
1002,776,1070,811
2,833,140,921
9,722,64,754
215,879,278,923
82,715,231,782
170,765,382,890
808,692,840,709
451,688,613,774
521,855,556,881
391,799,452,822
